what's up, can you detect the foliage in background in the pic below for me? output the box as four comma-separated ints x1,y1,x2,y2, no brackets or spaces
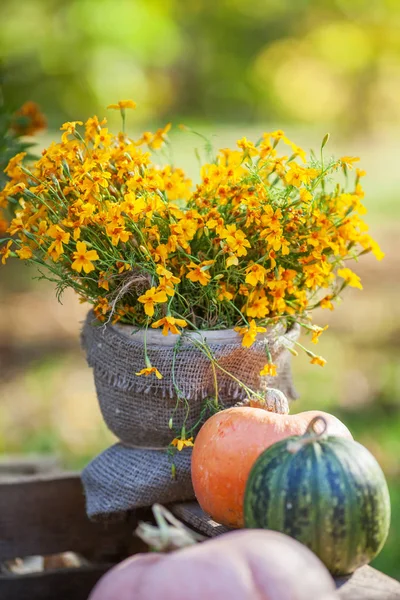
0,86,46,233
1,0,400,131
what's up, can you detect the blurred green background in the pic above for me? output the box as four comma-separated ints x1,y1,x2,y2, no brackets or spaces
1,0,399,579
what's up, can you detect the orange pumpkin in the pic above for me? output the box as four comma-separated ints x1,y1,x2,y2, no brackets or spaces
191,407,352,528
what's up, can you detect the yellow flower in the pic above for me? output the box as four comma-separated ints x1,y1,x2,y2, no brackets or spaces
235,320,267,348
157,276,177,297
85,116,107,140
340,156,360,170
107,100,137,110
94,297,111,317
245,264,267,286
47,224,71,261
186,260,214,286
270,129,287,142
285,163,317,188
98,271,110,291
260,205,282,233
217,282,234,302
151,316,187,336
138,287,168,317
236,137,258,156
320,295,334,310
337,267,363,290
359,235,384,261
136,366,163,379
290,143,306,162
260,363,277,376
94,128,113,148
225,229,251,257
311,325,328,344
60,121,83,143
300,188,312,203
171,437,194,451
1,241,13,265
8,218,25,236
150,123,171,150
105,223,131,246
226,254,239,268
246,290,270,319
156,265,180,284
310,355,327,367
16,246,33,260
4,152,26,178
71,241,99,274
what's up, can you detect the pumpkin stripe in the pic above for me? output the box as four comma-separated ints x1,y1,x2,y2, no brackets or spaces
310,443,323,560
274,445,299,534
321,441,359,572
328,439,388,570
356,446,390,556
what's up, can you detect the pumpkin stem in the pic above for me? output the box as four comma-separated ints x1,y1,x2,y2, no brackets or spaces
135,504,205,552
287,416,328,454
306,415,328,438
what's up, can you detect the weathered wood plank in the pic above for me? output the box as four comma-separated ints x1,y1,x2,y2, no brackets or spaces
0,564,111,600
171,501,400,599
169,501,229,537
0,455,60,478
0,473,148,561
336,566,400,599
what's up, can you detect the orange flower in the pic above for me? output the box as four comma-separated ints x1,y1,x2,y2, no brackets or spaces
0,218,7,234
11,101,47,136
71,241,99,273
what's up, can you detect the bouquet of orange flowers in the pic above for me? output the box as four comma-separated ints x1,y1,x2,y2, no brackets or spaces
0,100,383,376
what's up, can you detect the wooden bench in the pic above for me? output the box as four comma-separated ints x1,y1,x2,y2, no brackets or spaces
0,472,399,599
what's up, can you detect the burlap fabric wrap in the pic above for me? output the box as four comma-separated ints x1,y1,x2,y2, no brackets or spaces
81,311,300,520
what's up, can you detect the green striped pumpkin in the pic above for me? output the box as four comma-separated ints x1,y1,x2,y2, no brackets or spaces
244,417,391,575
